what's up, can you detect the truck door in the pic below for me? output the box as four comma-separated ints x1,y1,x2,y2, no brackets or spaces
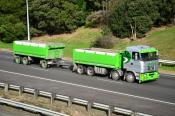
124,52,141,73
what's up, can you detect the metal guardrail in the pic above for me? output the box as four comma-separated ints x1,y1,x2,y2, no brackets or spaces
0,97,69,116
159,59,175,65
0,82,152,116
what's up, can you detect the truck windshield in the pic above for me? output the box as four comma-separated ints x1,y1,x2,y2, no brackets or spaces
140,52,158,61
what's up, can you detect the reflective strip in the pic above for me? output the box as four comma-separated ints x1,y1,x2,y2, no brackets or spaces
15,41,46,48
38,44,46,48
85,50,95,53
75,49,84,52
106,53,115,56
31,43,38,47
96,52,105,55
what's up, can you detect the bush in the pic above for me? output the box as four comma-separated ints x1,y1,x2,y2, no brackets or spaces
92,35,114,49
30,27,45,37
0,22,26,43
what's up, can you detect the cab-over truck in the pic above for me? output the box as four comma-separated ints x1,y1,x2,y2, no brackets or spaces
72,45,159,83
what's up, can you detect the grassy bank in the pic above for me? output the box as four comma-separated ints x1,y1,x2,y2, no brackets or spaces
34,26,175,60
34,27,101,57
0,26,175,60
114,26,175,60
0,41,12,49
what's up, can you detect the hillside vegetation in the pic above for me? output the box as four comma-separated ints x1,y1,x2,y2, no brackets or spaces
32,26,175,60
0,0,174,43
114,26,175,60
34,28,101,57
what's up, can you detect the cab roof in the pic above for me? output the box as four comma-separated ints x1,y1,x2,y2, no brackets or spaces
126,45,157,53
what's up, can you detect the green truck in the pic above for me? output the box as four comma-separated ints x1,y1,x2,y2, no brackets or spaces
13,40,65,68
13,40,159,83
72,45,159,83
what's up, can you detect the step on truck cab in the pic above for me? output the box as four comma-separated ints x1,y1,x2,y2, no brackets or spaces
13,40,65,68
73,45,159,83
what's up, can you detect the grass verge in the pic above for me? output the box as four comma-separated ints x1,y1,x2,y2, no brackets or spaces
0,41,12,50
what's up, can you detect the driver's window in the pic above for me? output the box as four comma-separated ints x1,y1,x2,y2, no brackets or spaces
132,52,139,60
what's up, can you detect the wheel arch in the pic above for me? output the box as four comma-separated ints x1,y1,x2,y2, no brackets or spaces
123,70,136,80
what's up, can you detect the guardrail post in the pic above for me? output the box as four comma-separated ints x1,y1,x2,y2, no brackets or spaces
107,106,113,116
34,89,39,98
19,86,24,96
87,101,92,112
51,93,56,105
4,83,9,93
67,96,72,107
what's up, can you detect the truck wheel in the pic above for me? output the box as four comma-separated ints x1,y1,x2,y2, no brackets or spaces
125,72,135,83
22,57,29,65
110,70,120,80
77,65,85,74
14,56,21,64
40,60,48,68
87,66,95,76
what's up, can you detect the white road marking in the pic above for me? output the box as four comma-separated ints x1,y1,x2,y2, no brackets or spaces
0,69,175,106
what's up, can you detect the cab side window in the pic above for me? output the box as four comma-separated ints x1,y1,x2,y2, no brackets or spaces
132,52,139,60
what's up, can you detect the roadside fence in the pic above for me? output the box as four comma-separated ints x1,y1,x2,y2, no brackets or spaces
0,82,152,116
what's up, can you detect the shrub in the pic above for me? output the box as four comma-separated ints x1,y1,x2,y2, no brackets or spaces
85,10,105,27
92,35,114,49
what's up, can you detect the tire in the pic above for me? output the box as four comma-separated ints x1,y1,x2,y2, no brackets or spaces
14,56,21,64
77,65,85,74
110,70,120,80
86,66,95,76
125,72,135,83
40,60,48,68
22,57,29,65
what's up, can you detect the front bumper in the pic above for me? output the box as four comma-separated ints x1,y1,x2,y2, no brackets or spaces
139,72,159,83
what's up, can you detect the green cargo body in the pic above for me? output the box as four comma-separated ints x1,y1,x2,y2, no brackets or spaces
13,40,65,59
73,48,122,69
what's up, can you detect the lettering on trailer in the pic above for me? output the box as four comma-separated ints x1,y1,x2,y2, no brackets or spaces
75,49,116,56
15,41,46,48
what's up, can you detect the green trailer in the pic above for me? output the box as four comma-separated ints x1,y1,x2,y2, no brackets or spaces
73,48,123,80
13,40,65,68
73,45,159,83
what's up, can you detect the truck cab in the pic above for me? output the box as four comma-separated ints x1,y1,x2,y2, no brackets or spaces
123,45,159,83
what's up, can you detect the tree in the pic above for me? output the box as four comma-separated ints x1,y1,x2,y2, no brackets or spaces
29,0,86,34
0,0,26,43
153,0,175,25
108,0,159,38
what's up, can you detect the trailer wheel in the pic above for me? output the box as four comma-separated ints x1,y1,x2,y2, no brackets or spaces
87,66,95,76
14,56,21,64
125,72,135,83
22,57,29,65
77,65,85,74
110,70,120,80
40,60,48,68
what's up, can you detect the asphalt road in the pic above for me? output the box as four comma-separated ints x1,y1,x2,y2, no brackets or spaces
0,51,175,116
